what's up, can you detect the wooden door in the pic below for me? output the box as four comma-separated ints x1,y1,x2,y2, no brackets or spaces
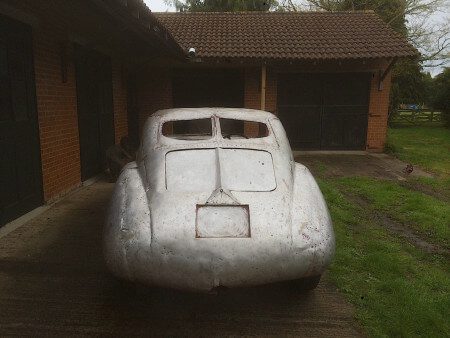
0,15,43,226
277,73,370,150
321,73,370,149
277,74,322,149
75,46,114,180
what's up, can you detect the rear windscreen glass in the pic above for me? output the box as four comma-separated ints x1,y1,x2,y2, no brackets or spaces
220,119,269,139
162,118,212,140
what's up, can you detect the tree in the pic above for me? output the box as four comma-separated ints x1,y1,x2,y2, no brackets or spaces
390,58,426,109
432,68,450,127
168,0,279,11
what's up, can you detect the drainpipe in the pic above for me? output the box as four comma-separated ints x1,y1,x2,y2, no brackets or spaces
261,64,267,111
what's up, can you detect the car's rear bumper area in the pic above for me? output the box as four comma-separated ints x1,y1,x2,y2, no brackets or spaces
114,237,333,292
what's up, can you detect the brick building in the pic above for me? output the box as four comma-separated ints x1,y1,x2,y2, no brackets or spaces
147,12,415,152
0,0,183,225
0,1,414,226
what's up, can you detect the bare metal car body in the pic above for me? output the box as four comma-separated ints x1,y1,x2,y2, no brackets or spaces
103,108,335,292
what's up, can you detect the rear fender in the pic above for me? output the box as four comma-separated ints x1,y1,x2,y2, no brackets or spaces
291,163,335,274
103,162,151,280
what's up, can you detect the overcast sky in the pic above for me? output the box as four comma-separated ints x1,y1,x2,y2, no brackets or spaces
145,0,174,11
144,0,449,16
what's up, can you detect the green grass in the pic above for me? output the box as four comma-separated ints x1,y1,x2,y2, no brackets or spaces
313,125,450,336
336,177,450,247
387,126,450,177
406,176,450,202
319,179,450,337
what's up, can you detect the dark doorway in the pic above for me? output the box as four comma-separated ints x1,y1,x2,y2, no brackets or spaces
0,15,43,226
172,69,244,108
75,46,114,180
278,73,371,150
127,74,139,146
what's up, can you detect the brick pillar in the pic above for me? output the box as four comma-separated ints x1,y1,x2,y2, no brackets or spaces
366,70,391,152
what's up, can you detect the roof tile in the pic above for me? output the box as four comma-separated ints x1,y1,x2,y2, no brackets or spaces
155,11,416,60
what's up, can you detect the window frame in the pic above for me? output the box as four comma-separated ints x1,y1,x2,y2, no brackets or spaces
159,116,216,142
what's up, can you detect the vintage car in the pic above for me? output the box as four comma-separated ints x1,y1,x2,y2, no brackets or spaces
103,108,335,292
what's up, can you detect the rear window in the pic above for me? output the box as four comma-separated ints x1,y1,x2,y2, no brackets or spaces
161,117,270,141
162,118,212,140
220,119,269,139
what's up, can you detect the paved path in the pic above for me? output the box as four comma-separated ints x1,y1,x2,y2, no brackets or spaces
0,180,364,336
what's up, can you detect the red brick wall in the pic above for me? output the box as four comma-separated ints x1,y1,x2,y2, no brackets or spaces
367,70,392,152
30,6,82,202
2,1,129,202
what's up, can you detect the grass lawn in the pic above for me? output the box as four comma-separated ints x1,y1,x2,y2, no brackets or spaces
337,177,450,247
386,126,450,177
319,125,450,337
321,180,449,337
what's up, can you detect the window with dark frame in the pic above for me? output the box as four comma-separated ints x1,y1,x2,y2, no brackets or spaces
162,118,213,140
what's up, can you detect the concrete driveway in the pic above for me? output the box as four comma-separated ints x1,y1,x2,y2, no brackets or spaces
0,177,364,336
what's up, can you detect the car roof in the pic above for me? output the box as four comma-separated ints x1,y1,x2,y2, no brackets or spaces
153,108,276,123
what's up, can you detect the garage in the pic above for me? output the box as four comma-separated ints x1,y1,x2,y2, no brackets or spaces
277,73,371,150
0,15,43,226
172,69,244,108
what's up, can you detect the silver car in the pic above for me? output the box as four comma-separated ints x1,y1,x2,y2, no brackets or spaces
103,108,335,292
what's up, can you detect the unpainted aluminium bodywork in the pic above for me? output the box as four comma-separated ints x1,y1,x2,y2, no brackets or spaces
103,108,335,292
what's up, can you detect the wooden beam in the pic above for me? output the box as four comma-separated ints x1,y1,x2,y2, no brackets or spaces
261,64,267,111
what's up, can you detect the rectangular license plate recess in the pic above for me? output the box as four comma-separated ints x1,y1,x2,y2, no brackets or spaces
196,205,250,238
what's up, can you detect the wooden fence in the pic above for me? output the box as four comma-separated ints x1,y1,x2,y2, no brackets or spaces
390,109,442,125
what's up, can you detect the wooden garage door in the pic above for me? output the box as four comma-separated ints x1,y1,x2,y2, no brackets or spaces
172,69,244,108
278,73,371,150
0,15,43,226
75,46,114,181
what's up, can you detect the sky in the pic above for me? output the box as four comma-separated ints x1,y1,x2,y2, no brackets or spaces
145,0,174,11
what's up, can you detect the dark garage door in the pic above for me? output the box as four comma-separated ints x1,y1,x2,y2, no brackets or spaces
0,15,43,226
278,73,371,150
172,69,244,108
75,46,114,181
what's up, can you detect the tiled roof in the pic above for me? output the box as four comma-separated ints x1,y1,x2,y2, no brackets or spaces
155,11,416,60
